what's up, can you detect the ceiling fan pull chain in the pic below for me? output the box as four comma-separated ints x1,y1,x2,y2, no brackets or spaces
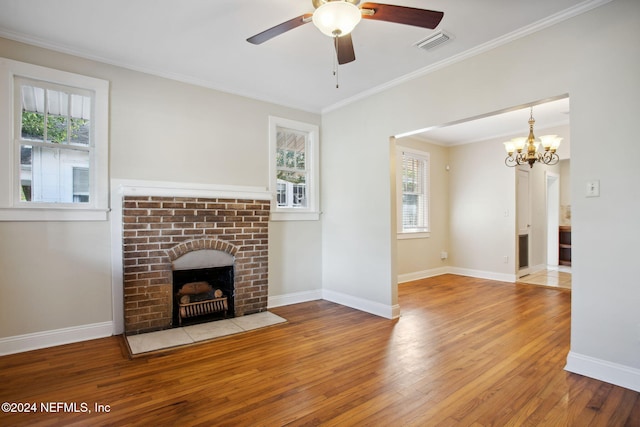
333,36,339,88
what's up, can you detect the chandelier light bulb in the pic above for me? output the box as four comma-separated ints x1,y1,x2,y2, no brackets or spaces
539,135,558,151
313,1,362,37
511,137,527,152
503,141,515,155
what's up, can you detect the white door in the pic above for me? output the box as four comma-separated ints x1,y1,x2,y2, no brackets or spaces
516,168,531,277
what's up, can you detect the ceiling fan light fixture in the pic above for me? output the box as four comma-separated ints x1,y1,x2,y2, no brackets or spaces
312,1,362,37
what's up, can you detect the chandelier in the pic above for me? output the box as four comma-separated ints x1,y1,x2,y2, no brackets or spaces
503,107,562,168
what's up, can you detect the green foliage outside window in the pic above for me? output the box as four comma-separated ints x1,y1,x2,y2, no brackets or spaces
21,111,89,144
276,149,306,184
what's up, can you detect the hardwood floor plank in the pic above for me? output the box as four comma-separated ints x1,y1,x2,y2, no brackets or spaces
624,393,640,427
0,274,638,426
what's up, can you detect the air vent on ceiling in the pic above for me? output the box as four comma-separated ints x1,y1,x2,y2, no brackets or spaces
416,31,451,51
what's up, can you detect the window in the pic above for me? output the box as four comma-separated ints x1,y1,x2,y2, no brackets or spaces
73,167,90,203
292,183,306,206
397,147,429,237
276,182,287,206
18,79,92,204
0,58,109,221
269,117,319,221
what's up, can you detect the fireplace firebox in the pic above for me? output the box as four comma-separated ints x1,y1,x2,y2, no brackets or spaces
172,265,234,327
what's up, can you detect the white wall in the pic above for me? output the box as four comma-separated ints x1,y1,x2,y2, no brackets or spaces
268,220,322,304
448,139,516,280
0,38,322,349
0,221,113,336
321,106,398,317
321,0,640,391
565,0,640,390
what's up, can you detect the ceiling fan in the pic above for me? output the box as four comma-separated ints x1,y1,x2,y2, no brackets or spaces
246,0,444,65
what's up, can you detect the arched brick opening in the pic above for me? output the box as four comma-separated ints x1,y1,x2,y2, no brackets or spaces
167,238,239,262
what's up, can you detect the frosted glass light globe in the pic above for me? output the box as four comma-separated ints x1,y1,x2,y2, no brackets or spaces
312,1,362,37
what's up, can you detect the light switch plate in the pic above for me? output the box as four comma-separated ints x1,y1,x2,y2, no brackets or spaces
586,180,600,197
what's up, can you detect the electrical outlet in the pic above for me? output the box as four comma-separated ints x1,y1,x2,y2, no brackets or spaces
503,256,509,264
440,251,448,260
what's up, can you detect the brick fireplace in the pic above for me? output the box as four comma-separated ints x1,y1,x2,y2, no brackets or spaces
122,196,270,334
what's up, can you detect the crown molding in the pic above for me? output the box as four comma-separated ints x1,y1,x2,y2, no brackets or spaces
322,0,612,114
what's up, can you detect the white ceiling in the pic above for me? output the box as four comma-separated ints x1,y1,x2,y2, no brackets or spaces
407,96,571,147
0,0,607,114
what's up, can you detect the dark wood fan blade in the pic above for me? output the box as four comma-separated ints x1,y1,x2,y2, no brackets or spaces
247,14,313,44
360,3,443,29
335,33,356,65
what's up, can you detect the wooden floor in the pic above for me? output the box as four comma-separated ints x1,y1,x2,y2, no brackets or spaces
1,274,638,426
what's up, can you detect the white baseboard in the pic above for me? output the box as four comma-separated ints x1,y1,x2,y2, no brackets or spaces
448,267,516,283
268,290,322,308
398,266,450,283
322,289,399,319
269,289,400,319
0,321,114,356
565,351,640,392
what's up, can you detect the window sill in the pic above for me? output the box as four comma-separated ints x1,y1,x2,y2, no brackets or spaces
0,207,109,222
270,211,320,221
397,231,431,240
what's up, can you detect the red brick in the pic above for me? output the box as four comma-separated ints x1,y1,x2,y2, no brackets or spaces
122,195,269,333
162,202,186,208
137,202,162,209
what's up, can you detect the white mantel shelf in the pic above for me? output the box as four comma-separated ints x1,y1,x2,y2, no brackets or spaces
112,179,272,201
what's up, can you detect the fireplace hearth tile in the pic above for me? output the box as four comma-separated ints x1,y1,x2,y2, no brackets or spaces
231,311,286,330
126,328,193,354
183,319,244,341
125,312,286,356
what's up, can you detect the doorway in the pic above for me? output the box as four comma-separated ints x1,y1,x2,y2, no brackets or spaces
392,96,570,286
546,172,560,267
516,168,531,278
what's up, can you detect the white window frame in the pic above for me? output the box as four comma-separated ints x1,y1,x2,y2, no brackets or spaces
268,116,319,221
0,58,109,221
396,146,430,239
